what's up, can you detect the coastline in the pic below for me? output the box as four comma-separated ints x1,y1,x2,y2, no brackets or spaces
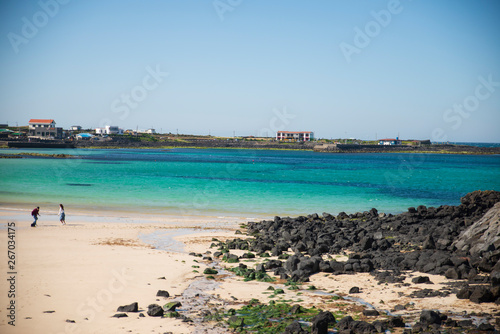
1,192,500,333
3,138,500,155
0,204,270,226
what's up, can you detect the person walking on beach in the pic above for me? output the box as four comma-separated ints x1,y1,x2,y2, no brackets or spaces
59,204,66,225
31,206,40,227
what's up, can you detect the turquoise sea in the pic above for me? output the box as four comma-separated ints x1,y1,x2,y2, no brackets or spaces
1,148,499,218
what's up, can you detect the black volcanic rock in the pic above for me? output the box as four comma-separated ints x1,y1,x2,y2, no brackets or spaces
470,286,495,303
311,311,336,334
225,191,500,305
117,302,138,313
362,309,379,316
420,310,442,326
412,276,431,284
349,287,360,294
283,321,308,334
156,290,170,298
457,285,473,299
337,316,354,331
147,304,164,317
491,271,500,286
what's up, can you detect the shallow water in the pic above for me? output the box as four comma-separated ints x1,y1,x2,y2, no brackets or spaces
1,148,499,218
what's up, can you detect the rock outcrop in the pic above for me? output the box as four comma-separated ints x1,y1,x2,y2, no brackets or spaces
453,202,500,255
217,190,500,306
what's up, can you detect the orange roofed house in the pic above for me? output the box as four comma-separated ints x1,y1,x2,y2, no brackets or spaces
276,131,314,142
28,119,62,139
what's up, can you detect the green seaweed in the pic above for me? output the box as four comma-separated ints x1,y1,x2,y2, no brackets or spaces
285,280,301,290
163,311,179,318
203,268,218,275
229,266,275,283
226,300,320,333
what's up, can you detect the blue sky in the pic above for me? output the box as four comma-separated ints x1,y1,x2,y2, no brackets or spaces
1,0,499,142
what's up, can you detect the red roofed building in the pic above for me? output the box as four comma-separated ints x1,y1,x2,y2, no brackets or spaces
28,119,61,139
276,131,314,142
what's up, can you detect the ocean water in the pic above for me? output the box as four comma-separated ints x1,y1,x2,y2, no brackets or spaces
0,148,499,218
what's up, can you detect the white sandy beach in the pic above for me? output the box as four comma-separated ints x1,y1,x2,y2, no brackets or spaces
0,207,248,334
0,218,198,333
1,209,498,334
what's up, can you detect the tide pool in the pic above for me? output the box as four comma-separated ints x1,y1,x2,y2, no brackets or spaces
1,148,499,218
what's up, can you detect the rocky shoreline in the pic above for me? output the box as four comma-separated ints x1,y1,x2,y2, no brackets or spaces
236,191,500,289
108,190,500,333
71,140,500,154
313,143,500,155
205,190,500,332
4,138,500,154
214,191,500,333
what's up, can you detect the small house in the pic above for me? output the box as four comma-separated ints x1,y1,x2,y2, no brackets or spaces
276,131,314,142
29,119,61,139
95,125,123,135
378,138,402,145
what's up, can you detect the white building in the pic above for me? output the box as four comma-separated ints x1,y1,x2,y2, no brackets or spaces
95,125,123,135
276,131,314,142
378,138,402,145
137,128,156,134
28,119,60,139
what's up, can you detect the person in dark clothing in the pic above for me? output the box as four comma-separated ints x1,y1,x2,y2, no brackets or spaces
31,206,40,227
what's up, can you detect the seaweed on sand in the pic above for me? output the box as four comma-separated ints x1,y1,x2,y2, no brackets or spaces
227,299,320,333
229,265,275,282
